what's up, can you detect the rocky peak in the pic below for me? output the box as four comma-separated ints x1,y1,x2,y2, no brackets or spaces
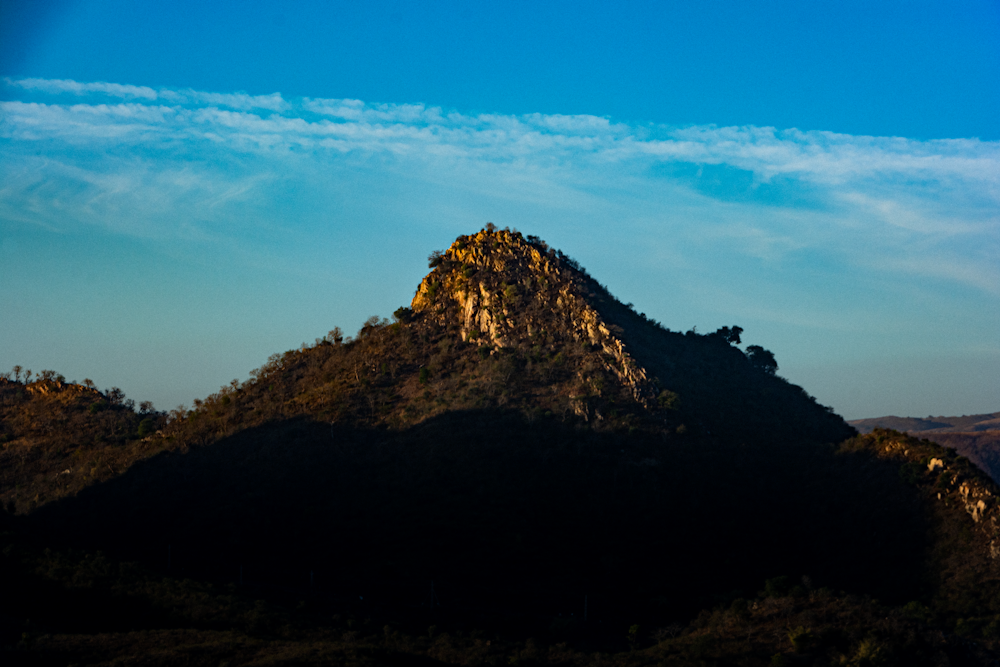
411,227,657,407
408,227,854,445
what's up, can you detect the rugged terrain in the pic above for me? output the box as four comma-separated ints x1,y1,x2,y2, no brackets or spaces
4,227,1000,665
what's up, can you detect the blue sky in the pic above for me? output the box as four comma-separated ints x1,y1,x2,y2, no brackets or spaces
1,0,998,419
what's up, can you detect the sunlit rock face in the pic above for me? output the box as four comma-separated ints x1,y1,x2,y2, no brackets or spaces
412,227,655,406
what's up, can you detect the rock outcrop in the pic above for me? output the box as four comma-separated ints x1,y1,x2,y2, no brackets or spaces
877,432,1000,561
412,228,658,407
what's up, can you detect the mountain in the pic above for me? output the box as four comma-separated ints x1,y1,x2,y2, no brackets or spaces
4,227,1000,665
2,228,851,516
408,228,852,443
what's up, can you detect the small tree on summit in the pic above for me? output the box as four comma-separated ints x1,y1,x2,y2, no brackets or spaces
106,387,126,406
745,345,778,375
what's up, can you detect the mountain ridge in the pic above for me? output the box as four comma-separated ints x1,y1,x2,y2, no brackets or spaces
849,412,1000,483
849,411,1000,434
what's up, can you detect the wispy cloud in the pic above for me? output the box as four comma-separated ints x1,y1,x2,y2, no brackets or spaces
1,77,998,296
5,77,289,111
8,77,159,100
5,78,998,185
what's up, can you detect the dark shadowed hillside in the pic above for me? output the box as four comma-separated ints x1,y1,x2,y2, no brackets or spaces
24,412,924,624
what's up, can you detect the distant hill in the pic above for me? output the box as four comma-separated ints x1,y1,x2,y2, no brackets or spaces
849,412,1000,434
849,412,1000,483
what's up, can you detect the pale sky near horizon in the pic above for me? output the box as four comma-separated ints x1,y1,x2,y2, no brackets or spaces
1,0,998,420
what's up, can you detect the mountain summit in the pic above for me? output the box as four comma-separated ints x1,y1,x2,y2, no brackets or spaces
409,226,851,443
414,228,657,408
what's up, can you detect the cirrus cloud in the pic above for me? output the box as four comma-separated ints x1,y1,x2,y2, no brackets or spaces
1,77,998,298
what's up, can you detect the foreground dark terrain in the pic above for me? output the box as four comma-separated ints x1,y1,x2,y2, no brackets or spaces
4,227,1000,665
